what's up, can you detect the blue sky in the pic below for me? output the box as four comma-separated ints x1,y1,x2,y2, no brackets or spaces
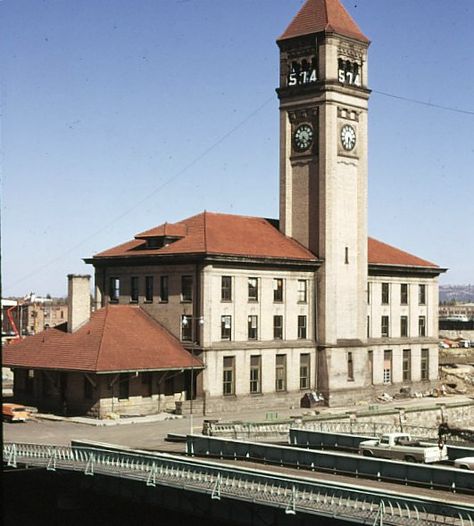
1,0,473,297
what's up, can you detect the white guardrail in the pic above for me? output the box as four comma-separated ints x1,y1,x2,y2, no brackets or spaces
3,441,474,526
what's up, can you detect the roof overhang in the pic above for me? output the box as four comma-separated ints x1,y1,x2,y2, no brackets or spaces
8,365,204,374
368,264,447,278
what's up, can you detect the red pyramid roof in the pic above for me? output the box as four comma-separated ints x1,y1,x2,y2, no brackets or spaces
279,0,369,43
2,305,203,373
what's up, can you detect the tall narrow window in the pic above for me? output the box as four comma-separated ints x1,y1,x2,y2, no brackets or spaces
181,275,193,302
419,284,426,305
275,355,287,392
402,349,411,381
400,316,408,337
248,277,258,301
297,315,307,339
368,350,373,385
297,280,307,303
223,356,235,396
250,356,261,394
367,282,371,304
221,276,232,301
367,315,371,338
221,315,232,341
145,276,154,302
381,283,390,304
181,315,193,342
300,354,310,389
381,315,389,337
400,283,408,305
347,352,354,381
248,315,258,340
273,315,283,340
160,276,169,302
273,278,283,302
383,350,392,384
345,246,349,264
109,277,120,302
421,349,429,380
130,276,139,302
418,316,426,337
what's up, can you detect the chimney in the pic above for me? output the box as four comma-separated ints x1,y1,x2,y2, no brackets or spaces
67,275,91,333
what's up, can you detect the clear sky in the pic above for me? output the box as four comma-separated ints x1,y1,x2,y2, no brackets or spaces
1,0,473,297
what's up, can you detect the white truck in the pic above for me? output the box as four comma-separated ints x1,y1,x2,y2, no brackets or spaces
359,433,448,463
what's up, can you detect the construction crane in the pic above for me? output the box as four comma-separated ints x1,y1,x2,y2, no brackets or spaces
4,293,36,342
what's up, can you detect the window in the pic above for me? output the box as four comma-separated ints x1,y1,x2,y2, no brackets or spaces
223,356,235,396
84,376,93,400
345,246,349,264
109,277,120,302
419,284,426,305
381,283,390,304
383,350,392,384
181,315,193,341
368,350,373,385
402,349,411,381
119,373,129,400
381,315,389,337
273,278,283,302
367,282,371,304
221,276,232,302
421,349,429,380
400,316,408,337
275,355,287,392
248,277,258,301
145,276,154,302
297,280,307,303
250,356,261,394
367,315,370,338
130,276,139,302
418,316,426,337
248,315,258,340
347,352,354,381
273,315,283,340
160,276,169,302
300,354,310,389
181,275,193,302
221,315,232,340
400,283,408,305
297,315,307,339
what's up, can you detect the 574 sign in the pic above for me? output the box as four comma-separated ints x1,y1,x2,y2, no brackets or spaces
288,68,317,86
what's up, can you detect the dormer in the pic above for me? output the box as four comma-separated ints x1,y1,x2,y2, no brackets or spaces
135,222,187,249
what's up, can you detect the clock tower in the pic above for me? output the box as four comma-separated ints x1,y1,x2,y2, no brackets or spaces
277,0,370,399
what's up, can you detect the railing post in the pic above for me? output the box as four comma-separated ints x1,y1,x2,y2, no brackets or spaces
7,444,17,468
285,484,297,515
85,452,95,476
47,447,57,471
211,473,221,500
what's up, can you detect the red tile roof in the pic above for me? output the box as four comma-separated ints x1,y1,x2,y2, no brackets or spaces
93,211,317,262
92,211,437,269
278,0,369,43
368,238,437,268
3,305,203,373
136,222,187,239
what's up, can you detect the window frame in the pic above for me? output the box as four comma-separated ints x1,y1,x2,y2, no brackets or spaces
420,348,429,380
273,315,283,340
275,354,287,392
381,315,390,337
109,277,120,303
248,315,258,340
145,276,154,303
402,349,411,381
297,280,307,303
400,315,408,337
248,277,259,302
181,315,193,342
223,356,235,396
159,276,169,303
381,283,390,305
181,275,193,303
297,315,307,339
400,283,409,305
130,276,139,303
249,355,262,394
221,315,232,341
299,353,310,390
273,278,284,302
419,284,426,305
418,315,426,337
221,276,232,302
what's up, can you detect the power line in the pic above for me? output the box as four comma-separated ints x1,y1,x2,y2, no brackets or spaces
372,90,474,116
7,96,274,290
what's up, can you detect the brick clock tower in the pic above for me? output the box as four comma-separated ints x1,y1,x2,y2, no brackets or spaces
277,0,371,400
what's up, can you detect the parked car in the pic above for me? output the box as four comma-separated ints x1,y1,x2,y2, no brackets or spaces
2,403,30,422
454,457,474,470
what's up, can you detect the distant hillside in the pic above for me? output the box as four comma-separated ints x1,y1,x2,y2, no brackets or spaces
440,284,474,304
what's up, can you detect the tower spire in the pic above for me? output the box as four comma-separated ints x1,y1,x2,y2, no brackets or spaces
278,0,369,43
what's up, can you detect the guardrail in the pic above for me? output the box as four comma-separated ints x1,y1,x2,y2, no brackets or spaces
3,441,473,526
289,429,474,460
186,435,474,494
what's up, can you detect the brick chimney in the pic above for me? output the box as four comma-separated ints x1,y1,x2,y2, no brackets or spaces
67,275,91,333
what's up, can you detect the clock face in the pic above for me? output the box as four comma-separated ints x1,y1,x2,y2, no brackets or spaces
340,124,356,151
293,124,314,152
